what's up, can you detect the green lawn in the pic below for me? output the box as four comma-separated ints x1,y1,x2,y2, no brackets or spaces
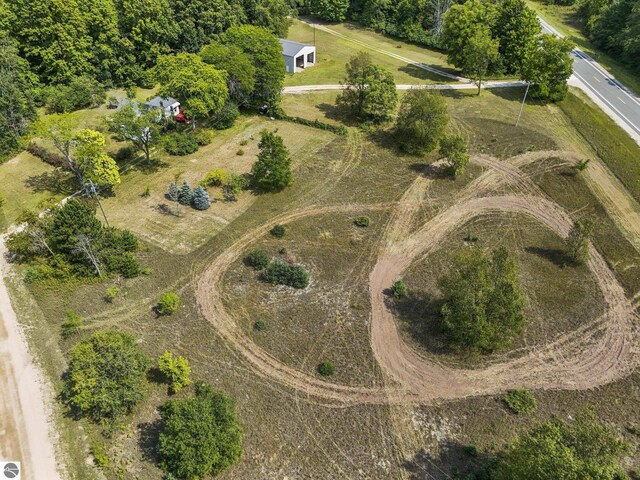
528,1,640,96
284,19,457,86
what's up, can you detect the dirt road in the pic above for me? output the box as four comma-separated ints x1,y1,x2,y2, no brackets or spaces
196,151,640,406
0,237,61,480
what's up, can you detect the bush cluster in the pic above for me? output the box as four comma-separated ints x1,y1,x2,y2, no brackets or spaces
194,129,214,146
503,389,537,414
270,224,286,238
353,216,370,227
201,169,230,187
163,133,199,156
244,248,269,270
317,361,336,376
275,113,348,136
167,181,211,211
26,142,67,168
260,259,309,289
391,279,407,298
6,199,141,282
44,76,106,114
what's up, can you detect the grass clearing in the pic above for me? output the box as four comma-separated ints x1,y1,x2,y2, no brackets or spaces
285,19,456,86
398,213,605,367
0,152,68,231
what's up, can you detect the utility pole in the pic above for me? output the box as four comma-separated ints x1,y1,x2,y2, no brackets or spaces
85,179,110,227
515,82,531,127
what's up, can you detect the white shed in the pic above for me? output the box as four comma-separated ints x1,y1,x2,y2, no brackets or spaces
279,39,316,73
144,96,180,117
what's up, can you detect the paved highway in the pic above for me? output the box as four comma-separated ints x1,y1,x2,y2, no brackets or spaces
539,18,640,144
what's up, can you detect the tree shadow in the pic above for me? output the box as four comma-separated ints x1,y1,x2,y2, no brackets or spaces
155,203,181,217
398,64,456,82
24,169,77,195
387,290,453,356
404,443,495,480
525,246,569,268
138,418,163,463
316,103,358,126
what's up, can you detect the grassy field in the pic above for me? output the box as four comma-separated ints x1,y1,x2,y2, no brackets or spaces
527,0,640,96
400,213,605,367
4,58,640,479
284,19,457,86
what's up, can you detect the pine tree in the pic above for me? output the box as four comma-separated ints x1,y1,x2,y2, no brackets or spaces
167,182,179,201
251,130,292,192
177,181,194,205
191,186,211,210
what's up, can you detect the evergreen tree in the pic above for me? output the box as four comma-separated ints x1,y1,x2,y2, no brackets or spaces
167,182,179,201
178,181,194,205
191,186,211,210
251,130,293,192
565,217,594,265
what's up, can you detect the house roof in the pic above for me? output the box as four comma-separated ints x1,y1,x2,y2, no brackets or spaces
279,39,314,57
145,96,179,109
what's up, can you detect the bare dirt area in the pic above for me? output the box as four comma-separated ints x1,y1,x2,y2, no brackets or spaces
197,150,640,406
0,238,61,480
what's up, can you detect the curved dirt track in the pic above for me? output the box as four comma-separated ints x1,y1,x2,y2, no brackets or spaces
196,151,640,406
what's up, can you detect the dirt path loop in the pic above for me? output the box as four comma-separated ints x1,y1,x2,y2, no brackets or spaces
196,152,640,406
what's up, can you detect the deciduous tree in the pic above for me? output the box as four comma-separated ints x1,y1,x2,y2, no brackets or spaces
440,134,469,176
200,42,256,105
109,103,161,163
520,34,574,101
395,88,448,153
461,27,499,95
312,0,350,22
493,0,540,74
565,217,594,265
158,382,242,480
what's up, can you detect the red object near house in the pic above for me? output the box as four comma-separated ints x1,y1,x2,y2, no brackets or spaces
174,107,190,123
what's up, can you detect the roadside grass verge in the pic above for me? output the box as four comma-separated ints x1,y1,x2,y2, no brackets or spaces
398,213,605,368
527,0,640,96
559,91,640,204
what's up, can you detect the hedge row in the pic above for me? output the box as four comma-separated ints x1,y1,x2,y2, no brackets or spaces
275,114,347,136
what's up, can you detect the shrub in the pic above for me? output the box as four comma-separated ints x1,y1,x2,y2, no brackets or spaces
317,361,335,376
191,186,211,210
261,259,309,289
61,311,84,339
158,292,180,315
62,330,150,423
201,169,229,187
503,389,537,414
211,100,239,130
270,224,286,238
163,133,199,156
45,76,106,113
244,248,269,270
158,351,192,394
353,216,370,227
236,148,244,156
391,279,407,298
26,141,67,168
90,443,110,469
253,320,266,331
464,445,478,457
274,113,348,136
194,129,214,146
157,383,242,479
223,174,249,201
105,286,120,303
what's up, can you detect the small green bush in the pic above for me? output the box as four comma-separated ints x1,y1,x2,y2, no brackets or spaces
317,361,335,376
201,168,229,187
253,320,266,331
105,286,120,303
194,129,214,146
163,133,199,156
211,100,239,130
354,216,370,227
270,224,286,238
391,279,407,298
244,248,269,270
236,148,244,156
90,443,110,469
157,292,180,315
261,259,309,289
61,310,84,339
464,445,478,457
503,389,537,414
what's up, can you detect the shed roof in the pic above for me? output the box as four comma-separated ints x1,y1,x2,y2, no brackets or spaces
279,39,314,57
145,96,179,108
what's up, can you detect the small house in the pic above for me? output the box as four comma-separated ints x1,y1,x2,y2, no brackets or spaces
144,96,180,117
279,39,316,73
